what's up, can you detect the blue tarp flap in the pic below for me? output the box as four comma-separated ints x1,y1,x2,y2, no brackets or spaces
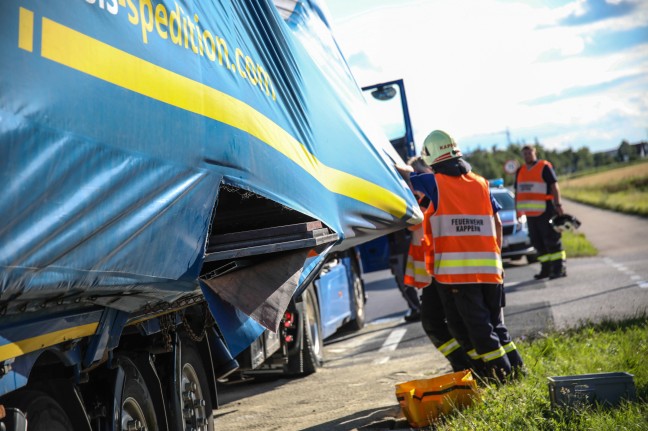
201,281,264,358
0,0,421,342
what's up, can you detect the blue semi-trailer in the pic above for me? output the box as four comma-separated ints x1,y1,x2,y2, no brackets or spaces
0,1,420,429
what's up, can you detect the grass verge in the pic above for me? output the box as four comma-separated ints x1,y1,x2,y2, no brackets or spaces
431,317,648,431
561,161,648,218
562,230,597,257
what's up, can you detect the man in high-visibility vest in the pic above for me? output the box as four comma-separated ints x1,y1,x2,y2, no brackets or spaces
402,130,524,382
403,156,433,291
515,145,566,279
403,156,478,375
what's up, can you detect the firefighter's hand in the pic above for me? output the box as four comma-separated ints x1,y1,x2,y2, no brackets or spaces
394,163,415,193
395,163,414,176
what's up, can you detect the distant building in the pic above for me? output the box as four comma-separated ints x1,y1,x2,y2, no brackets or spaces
600,141,647,162
633,142,647,158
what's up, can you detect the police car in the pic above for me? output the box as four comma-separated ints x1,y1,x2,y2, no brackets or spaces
490,179,538,263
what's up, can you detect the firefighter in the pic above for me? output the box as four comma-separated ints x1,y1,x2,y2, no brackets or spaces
515,145,566,279
403,157,433,290
403,157,478,374
402,130,524,382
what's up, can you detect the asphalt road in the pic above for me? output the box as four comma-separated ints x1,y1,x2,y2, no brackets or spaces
214,200,648,430
505,199,648,337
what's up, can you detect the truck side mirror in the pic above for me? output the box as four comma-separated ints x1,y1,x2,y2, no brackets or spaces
371,85,397,101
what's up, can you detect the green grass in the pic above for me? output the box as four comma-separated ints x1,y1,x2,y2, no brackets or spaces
561,162,648,218
431,317,648,431
563,187,648,217
562,230,598,257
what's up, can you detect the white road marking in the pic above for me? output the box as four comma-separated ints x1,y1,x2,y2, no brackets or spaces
606,258,646,289
378,328,407,353
327,326,396,356
372,328,407,365
371,315,407,325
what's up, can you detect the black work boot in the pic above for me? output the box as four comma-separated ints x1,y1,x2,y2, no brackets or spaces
506,350,526,380
549,260,567,279
484,355,512,384
404,308,421,322
533,262,550,280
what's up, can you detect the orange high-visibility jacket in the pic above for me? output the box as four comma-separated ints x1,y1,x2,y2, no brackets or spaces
404,199,432,288
425,172,503,285
422,204,435,275
515,160,553,217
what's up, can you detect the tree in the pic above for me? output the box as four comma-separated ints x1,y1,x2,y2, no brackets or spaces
594,151,614,167
465,139,619,181
575,147,594,171
617,140,633,162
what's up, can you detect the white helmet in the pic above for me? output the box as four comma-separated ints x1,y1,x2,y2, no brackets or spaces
550,214,581,233
421,130,463,166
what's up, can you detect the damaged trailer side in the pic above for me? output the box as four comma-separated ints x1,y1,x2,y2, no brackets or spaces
0,0,421,429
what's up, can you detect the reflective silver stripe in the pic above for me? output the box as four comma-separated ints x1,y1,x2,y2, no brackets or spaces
547,250,566,261
517,200,547,211
517,181,547,194
434,252,502,275
503,342,516,353
405,261,430,283
481,346,506,362
438,338,460,357
430,215,495,237
467,349,480,360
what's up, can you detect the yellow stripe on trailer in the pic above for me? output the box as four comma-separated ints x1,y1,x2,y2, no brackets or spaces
0,322,99,362
37,17,408,219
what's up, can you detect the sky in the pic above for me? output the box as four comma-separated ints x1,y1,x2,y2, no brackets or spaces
324,0,648,154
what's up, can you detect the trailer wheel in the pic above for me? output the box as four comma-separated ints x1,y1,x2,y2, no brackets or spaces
120,357,159,431
286,286,324,376
176,341,215,431
2,390,72,431
347,260,366,331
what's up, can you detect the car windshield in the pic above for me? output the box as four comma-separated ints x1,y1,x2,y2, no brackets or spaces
492,190,515,210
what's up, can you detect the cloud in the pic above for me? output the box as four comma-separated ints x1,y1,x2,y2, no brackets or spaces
537,24,648,62
327,0,648,154
583,25,648,55
346,51,382,73
559,0,637,26
524,73,646,105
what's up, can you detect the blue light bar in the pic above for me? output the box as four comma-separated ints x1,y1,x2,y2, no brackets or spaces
489,178,504,188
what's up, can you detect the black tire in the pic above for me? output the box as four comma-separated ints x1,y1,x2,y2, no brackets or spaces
287,286,323,376
526,253,538,264
347,260,366,331
301,286,324,375
175,341,215,431
120,357,159,431
1,390,72,431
